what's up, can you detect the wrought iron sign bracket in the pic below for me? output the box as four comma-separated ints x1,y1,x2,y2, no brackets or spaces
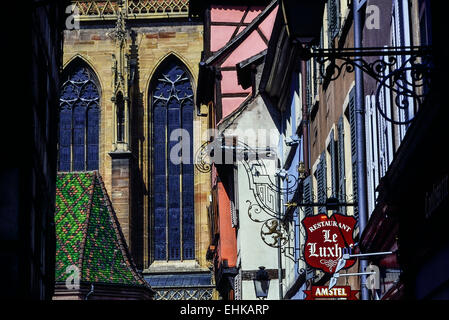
302,45,432,81
285,197,357,212
300,45,433,125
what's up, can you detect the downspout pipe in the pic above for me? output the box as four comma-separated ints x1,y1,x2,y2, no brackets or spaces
353,0,369,301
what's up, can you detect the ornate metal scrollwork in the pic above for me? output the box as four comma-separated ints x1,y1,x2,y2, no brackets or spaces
315,51,397,83
374,54,432,125
194,140,214,173
311,46,433,125
260,218,289,248
247,201,265,223
194,138,302,269
193,137,357,276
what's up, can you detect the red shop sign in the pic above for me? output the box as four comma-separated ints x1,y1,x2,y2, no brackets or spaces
302,213,356,273
304,286,358,300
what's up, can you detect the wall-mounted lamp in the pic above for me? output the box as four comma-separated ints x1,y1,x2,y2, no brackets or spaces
253,266,270,300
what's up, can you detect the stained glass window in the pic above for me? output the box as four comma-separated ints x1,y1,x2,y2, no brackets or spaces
59,64,100,171
151,58,195,261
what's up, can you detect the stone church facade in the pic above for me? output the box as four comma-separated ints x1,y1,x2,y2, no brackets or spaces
60,0,214,299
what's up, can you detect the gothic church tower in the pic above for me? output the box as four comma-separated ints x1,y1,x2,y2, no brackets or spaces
60,0,213,299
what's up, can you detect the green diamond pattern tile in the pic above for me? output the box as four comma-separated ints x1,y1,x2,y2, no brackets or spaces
54,171,149,289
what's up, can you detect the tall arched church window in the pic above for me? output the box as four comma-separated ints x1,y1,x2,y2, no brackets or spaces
151,58,195,261
59,63,100,171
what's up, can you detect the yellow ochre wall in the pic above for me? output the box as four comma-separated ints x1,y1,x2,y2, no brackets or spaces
62,20,211,270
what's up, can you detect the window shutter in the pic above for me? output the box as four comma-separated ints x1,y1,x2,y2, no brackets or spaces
317,152,327,213
313,55,318,97
303,176,313,216
329,129,337,198
230,175,238,228
337,116,346,214
327,0,340,47
306,61,312,113
321,152,327,211
365,94,379,216
319,28,324,84
231,199,238,228
348,88,358,219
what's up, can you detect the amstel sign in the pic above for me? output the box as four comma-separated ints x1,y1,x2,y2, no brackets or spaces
302,213,356,273
304,286,358,300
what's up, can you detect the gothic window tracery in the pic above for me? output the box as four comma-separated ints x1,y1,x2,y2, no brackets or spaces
151,58,195,261
59,64,100,172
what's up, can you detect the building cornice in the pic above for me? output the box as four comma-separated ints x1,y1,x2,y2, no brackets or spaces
71,0,190,21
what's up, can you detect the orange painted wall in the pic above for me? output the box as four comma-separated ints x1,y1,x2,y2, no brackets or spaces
217,180,237,268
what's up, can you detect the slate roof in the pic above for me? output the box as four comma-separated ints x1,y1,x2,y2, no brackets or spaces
55,171,151,290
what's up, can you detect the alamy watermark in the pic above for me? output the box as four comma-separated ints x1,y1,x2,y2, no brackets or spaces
65,265,80,290
365,5,380,30
365,264,380,290
170,123,280,167
65,4,80,30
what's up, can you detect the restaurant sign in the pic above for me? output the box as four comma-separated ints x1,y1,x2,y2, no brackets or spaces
304,286,358,300
302,213,356,273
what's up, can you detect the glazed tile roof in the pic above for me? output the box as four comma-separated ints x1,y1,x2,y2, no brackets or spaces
55,171,151,289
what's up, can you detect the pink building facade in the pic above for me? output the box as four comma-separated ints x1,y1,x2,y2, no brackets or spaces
195,0,278,300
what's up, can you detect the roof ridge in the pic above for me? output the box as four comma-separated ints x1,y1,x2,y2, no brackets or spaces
205,0,277,66
96,173,152,290
78,171,97,279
